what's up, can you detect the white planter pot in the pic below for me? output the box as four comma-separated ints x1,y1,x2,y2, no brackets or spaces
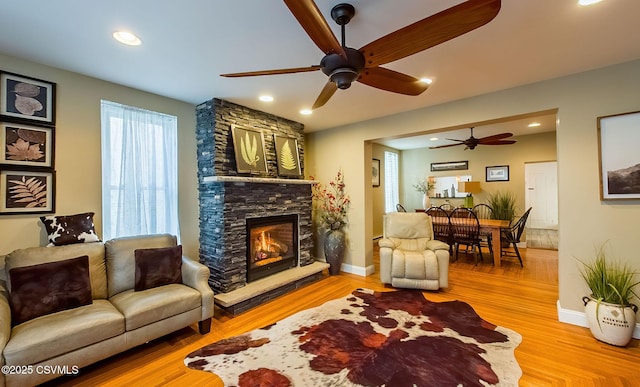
422,194,430,210
583,296,638,347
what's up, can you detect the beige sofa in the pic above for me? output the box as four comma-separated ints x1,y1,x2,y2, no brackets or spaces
0,234,214,387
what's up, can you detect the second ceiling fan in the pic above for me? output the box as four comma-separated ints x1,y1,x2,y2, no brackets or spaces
221,0,502,110
429,127,516,150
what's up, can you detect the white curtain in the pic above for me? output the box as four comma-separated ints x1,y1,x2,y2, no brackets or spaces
101,100,179,241
384,151,399,213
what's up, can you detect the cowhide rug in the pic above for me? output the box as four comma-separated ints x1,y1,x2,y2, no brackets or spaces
185,289,522,386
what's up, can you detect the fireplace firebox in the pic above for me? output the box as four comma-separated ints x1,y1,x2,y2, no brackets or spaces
246,214,298,282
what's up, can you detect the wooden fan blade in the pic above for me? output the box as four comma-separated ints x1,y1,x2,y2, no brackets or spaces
312,81,338,109
283,0,346,57
360,0,501,68
357,67,429,96
221,65,321,78
480,140,517,145
477,132,513,142
429,143,465,149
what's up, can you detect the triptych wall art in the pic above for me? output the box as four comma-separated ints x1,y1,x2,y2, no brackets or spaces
0,71,56,215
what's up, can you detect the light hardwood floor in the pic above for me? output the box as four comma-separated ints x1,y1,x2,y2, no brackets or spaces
46,246,640,386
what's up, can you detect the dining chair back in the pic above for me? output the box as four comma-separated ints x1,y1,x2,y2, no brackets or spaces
425,206,452,253
396,204,407,212
449,207,484,264
473,203,495,256
500,207,533,267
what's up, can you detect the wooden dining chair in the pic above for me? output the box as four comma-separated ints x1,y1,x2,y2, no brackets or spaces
396,204,407,212
500,207,532,267
473,203,494,257
449,207,484,264
425,206,452,255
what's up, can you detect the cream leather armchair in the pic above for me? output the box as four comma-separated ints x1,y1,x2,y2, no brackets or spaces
378,212,450,290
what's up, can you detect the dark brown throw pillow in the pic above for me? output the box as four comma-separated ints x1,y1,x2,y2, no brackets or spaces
134,245,183,291
40,212,100,246
9,255,93,326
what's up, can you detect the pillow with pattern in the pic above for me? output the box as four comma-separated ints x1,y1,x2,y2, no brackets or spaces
40,212,100,247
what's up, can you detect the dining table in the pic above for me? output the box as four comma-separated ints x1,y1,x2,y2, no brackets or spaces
430,216,510,267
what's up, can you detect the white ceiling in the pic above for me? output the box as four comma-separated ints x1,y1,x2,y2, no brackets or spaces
0,0,639,138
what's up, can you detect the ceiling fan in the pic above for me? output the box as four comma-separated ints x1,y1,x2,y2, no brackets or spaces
429,127,516,150
221,0,501,110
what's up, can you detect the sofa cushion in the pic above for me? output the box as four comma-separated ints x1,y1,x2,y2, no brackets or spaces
5,241,107,299
134,245,182,291
105,234,177,297
40,212,100,246
3,300,124,366
9,255,92,325
109,283,201,331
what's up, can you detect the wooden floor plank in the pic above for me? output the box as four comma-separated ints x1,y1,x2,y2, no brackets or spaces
44,246,640,386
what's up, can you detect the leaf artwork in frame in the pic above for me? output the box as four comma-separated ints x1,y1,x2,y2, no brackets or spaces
274,135,302,177
0,71,56,125
0,169,55,214
231,125,267,174
1,122,54,167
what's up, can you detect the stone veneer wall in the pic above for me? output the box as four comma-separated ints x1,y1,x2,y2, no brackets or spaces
195,98,314,293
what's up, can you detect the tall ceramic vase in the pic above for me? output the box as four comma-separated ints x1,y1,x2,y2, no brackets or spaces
422,193,431,210
324,229,345,275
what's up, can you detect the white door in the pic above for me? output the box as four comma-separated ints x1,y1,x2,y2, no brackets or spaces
525,161,558,229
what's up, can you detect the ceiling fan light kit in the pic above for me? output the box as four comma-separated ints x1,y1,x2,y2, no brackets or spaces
222,0,501,110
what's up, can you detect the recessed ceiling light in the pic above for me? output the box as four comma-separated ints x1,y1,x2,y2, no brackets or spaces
429,137,439,141
420,78,433,85
259,95,274,102
528,122,541,127
113,31,142,46
578,0,603,6
300,109,312,115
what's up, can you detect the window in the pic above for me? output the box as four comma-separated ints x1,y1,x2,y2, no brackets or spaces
384,151,399,213
101,100,179,240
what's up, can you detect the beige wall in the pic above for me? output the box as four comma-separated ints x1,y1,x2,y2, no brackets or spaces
0,54,199,258
306,59,640,322
371,144,400,238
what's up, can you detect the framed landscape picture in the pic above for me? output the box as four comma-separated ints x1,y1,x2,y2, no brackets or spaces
0,168,55,214
486,165,509,182
0,122,54,167
231,125,267,174
273,135,302,177
0,71,56,125
598,110,640,200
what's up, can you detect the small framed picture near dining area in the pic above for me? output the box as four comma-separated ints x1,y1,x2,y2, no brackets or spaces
486,165,509,182
598,110,640,200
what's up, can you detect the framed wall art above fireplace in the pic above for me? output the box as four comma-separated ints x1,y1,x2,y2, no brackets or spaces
231,125,267,175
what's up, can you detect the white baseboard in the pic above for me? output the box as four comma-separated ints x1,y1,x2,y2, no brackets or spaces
341,263,375,277
557,300,640,339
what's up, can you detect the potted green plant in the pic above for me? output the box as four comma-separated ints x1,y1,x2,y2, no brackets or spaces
578,244,639,346
487,190,517,222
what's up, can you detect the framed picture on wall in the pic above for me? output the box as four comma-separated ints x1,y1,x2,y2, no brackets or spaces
231,125,267,175
0,168,55,215
273,135,302,177
598,110,640,200
486,165,509,182
0,122,54,167
372,158,380,187
0,71,56,126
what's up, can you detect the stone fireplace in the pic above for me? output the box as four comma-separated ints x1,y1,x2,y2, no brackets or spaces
195,98,327,314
